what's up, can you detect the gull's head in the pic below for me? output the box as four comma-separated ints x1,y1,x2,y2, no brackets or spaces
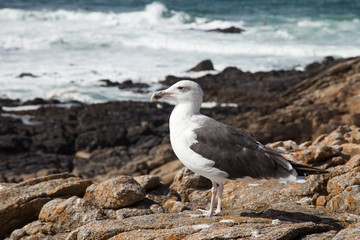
151,80,204,105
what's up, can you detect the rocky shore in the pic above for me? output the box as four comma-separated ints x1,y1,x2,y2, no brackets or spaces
1,56,360,239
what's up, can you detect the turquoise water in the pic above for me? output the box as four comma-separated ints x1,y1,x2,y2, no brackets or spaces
2,0,359,19
0,0,359,103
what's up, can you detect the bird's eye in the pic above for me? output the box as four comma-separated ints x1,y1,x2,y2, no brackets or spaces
177,86,184,90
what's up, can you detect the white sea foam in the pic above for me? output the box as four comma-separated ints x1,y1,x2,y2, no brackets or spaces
2,105,41,112
1,2,360,103
1,113,41,125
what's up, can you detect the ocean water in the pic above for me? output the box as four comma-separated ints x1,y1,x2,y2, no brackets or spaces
0,0,359,103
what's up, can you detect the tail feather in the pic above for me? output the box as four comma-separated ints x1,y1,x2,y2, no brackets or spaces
289,160,329,176
264,146,328,180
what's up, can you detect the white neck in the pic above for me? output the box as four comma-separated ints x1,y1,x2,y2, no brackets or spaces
169,101,200,134
175,101,201,116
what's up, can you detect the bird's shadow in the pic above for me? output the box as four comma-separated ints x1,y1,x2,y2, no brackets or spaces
238,208,345,230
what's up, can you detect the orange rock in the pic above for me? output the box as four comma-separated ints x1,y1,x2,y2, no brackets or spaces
342,143,360,156
327,185,360,214
83,176,145,209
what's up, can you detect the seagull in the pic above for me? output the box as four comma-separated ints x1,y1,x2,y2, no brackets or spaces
151,80,327,217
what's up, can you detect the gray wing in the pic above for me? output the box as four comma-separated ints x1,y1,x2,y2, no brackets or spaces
190,118,294,180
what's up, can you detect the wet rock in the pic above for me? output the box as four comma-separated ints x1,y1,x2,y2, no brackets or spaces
126,121,151,144
0,173,91,239
23,98,61,105
117,80,150,89
72,146,131,181
74,126,127,151
31,125,74,154
17,73,38,78
99,79,150,90
83,176,146,209
207,26,245,33
0,98,20,108
112,143,177,178
0,153,73,183
0,134,31,152
187,59,214,72
99,79,119,87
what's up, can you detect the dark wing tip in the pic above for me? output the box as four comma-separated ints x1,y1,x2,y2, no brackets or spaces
289,160,329,176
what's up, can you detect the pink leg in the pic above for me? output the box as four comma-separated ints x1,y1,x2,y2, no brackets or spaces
191,181,222,217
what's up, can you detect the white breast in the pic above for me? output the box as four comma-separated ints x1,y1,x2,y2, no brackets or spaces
169,106,228,183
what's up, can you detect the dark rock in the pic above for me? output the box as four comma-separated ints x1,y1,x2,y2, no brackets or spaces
23,98,60,105
99,79,150,90
99,79,119,87
349,113,360,126
72,146,131,181
132,134,162,150
108,144,177,180
17,73,38,78
0,98,20,108
75,126,127,151
207,26,245,33
118,80,150,89
31,125,73,154
187,59,215,72
0,134,31,153
126,122,151,144
0,153,73,182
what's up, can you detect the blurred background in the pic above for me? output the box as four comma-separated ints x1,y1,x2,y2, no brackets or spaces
1,0,360,103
